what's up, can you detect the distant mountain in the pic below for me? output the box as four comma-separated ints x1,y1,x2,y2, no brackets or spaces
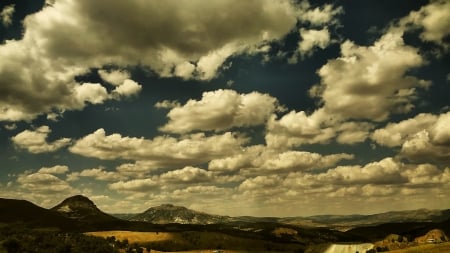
51,195,119,223
0,197,74,228
281,208,450,229
129,204,231,224
124,203,450,229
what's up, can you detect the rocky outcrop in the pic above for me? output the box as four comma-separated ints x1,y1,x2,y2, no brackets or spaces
415,229,448,244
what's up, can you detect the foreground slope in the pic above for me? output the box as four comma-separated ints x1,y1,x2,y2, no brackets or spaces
0,197,74,228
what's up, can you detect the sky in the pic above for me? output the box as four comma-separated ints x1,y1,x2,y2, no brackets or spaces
0,0,449,217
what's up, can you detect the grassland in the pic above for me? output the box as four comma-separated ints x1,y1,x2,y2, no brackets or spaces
86,230,304,252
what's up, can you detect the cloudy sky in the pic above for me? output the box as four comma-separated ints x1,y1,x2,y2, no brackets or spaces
0,0,449,217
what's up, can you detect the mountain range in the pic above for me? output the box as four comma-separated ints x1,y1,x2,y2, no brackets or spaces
118,203,450,230
1,195,449,244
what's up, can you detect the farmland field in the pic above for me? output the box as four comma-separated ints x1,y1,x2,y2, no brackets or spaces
86,230,303,252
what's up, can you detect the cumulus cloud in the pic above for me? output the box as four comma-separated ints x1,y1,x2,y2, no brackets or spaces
11,126,71,153
4,123,17,130
17,172,72,194
0,4,14,27
265,109,373,149
266,110,334,148
115,161,159,178
208,143,353,175
259,151,353,172
112,79,142,98
38,165,69,175
401,130,450,164
289,27,331,63
297,2,343,26
312,31,429,122
98,69,131,86
67,167,126,182
160,166,212,184
399,0,450,46
288,1,342,63
371,113,437,147
372,112,450,164
0,0,302,122
281,158,450,196
69,128,248,168
239,175,283,192
159,89,281,133
299,28,331,52
208,145,264,172
155,100,181,109
73,83,109,105
109,178,158,192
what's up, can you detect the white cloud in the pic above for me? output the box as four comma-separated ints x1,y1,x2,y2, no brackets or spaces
372,112,450,164
266,110,334,149
155,100,181,109
299,27,331,52
115,161,159,178
239,175,283,192
335,122,374,144
174,61,196,80
69,128,248,168
38,165,69,175
4,123,17,130
0,0,301,122
371,113,437,147
400,0,450,46
401,130,450,163
159,89,280,133
297,2,343,26
208,144,353,175
68,167,126,182
17,172,72,194
112,79,142,98
160,166,212,184
73,83,109,106
265,109,373,149
0,4,14,27
208,145,264,172
402,164,450,185
98,69,131,86
259,151,353,172
11,126,71,153
290,27,331,62
312,31,429,122
109,178,158,192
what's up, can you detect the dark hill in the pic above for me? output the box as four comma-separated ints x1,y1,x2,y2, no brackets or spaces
345,218,450,242
0,198,74,228
51,195,119,223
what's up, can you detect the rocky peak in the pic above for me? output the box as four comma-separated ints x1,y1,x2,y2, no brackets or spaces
130,203,229,224
56,195,96,209
415,229,449,243
51,195,114,221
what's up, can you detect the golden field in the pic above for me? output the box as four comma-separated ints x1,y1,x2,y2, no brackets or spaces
86,230,302,253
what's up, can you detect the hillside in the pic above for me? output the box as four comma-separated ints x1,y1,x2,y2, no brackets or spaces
281,208,450,229
0,197,74,228
129,204,231,224
51,195,119,223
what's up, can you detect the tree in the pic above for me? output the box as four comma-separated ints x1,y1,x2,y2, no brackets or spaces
3,238,20,253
